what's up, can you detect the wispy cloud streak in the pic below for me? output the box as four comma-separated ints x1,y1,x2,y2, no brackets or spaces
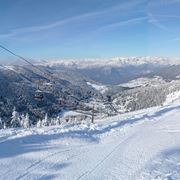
148,13,170,32
154,14,180,19
95,16,147,33
0,0,145,39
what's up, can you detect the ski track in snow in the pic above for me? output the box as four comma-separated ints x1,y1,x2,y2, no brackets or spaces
0,103,180,179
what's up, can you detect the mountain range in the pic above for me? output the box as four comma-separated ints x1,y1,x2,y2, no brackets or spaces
1,56,180,125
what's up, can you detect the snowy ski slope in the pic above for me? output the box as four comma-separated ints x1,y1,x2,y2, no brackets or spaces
0,102,180,179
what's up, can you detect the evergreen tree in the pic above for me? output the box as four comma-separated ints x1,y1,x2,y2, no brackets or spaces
10,107,21,128
3,122,6,129
55,117,61,125
42,113,50,127
36,119,42,128
0,118,3,129
51,118,57,126
20,114,25,127
23,113,31,128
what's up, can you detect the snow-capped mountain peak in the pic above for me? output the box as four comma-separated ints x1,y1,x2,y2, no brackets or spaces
39,56,180,68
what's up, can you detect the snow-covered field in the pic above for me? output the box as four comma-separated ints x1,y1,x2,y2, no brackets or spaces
119,77,166,88
87,82,108,94
1,102,180,180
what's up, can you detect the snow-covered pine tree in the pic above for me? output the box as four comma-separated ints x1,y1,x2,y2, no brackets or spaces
20,114,25,127
55,117,61,125
23,113,31,128
50,118,55,126
10,107,21,128
3,122,6,129
41,113,50,127
0,118,3,129
36,119,42,128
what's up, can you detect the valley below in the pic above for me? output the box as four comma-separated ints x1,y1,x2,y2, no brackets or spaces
1,57,180,179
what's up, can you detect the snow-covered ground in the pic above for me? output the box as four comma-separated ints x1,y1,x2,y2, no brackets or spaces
87,82,108,94
1,102,180,180
119,76,166,88
164,90,180,105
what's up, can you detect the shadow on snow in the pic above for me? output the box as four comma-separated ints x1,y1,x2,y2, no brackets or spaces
0,104,180,158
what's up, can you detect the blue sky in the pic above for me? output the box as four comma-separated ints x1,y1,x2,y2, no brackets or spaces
0,0,180,59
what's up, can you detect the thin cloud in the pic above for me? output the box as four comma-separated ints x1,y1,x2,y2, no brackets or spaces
0,0,145,39
95,16,147,33
153,14,180,19
148,13,170,32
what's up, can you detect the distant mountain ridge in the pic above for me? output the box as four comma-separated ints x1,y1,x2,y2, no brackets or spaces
38,56,180,68
36,57,180,85
1,56,180,126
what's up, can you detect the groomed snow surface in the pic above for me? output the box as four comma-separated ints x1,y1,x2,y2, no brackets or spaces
1,102,180,180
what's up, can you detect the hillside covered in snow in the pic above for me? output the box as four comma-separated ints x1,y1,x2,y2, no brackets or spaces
0,101,180,179
1,56,180,128
1,56,180,179
1,0,180,178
